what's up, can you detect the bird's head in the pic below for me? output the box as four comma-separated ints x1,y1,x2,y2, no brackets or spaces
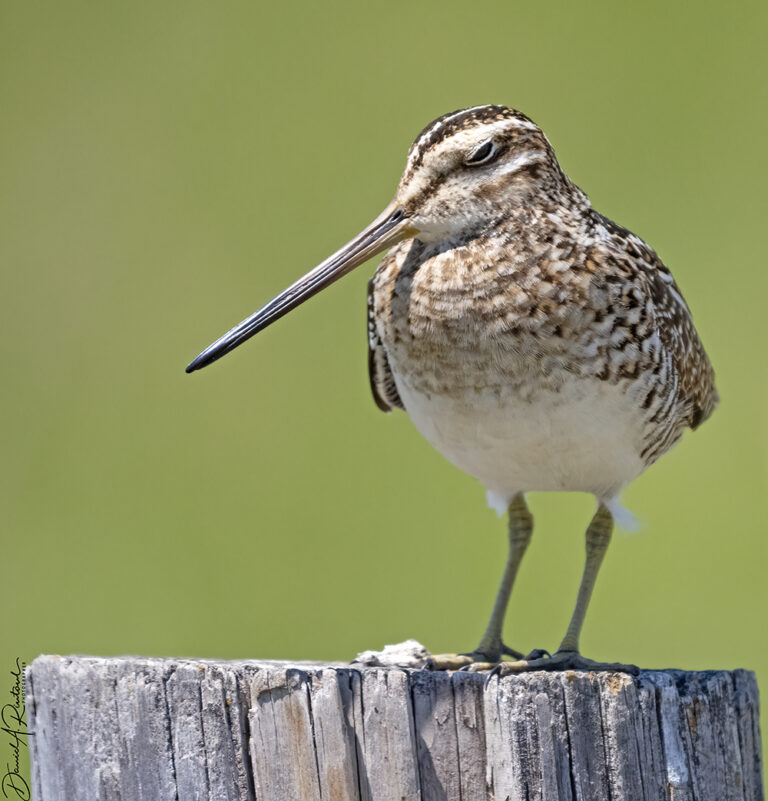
395,105,564,242
186,105,563,373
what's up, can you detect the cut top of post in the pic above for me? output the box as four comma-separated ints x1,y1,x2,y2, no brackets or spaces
26,655,763,801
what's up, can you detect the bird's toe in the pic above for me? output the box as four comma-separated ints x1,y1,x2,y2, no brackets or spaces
489,650,640,677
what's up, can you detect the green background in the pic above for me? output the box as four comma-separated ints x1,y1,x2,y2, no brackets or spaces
3,0,767,782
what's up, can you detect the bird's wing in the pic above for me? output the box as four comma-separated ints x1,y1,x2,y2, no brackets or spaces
367,278,404,413
590,212,717,430
639,258,718,429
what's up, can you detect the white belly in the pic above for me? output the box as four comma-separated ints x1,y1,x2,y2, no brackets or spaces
396,374,649,510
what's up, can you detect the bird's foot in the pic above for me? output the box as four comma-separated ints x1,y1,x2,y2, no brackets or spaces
428,645,548,672
489,649,640,678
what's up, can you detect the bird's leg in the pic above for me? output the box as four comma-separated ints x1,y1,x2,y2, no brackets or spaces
473,495,534,660
429,495,535,670
494,503,638,675
557,502,613,655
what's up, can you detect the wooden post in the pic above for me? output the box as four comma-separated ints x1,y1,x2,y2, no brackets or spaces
26,653,763,800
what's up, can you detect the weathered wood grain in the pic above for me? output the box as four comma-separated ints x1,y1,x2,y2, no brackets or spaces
26,655,763,800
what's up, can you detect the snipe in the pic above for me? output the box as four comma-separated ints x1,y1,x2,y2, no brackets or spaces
187,105,717,673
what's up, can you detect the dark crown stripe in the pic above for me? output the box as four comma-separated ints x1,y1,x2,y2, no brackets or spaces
406,105,534,178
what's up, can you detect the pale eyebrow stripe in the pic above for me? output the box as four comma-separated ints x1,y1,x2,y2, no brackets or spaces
406,105,492,171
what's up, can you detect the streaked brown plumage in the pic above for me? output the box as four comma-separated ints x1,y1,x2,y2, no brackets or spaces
369,106,716,498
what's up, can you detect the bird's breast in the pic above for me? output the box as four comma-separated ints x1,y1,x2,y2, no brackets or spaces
372,235,599,400
370,235,681,497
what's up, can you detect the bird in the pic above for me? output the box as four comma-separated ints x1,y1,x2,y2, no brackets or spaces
186,104,717,673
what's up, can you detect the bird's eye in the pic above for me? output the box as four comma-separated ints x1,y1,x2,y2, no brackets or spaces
465,140,497,166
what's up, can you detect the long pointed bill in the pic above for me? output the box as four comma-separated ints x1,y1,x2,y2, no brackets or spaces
185,202,416,373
